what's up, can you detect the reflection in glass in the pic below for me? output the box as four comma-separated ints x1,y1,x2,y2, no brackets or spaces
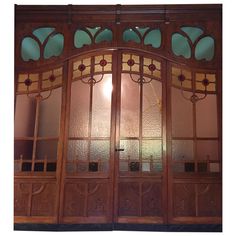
91,74,112,137
15,95,36,137
142,80,162,137
172,87,193,137
120,73,140,137
196,140,219,160
119,140,139,160
38,88,62,137
35,140,58,160
67,140,88,161
172,140,194,161
90,140,110,161
196,94,218,137
69,80,90,137
14,140,33,160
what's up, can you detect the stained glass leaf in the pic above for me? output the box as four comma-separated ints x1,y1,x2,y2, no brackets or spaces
21,37,40,61
44,33,64,59
74,30,92,48
33,27,55,44
144,29,161,48
181,27,203,43
195,36,215,61
172,33,191,59
95,29,113,43
123,29,141,43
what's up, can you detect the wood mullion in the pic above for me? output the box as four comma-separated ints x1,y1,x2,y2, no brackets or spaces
88,56,95,165
139,56,144,173
192,71,197,173
31,96,41,172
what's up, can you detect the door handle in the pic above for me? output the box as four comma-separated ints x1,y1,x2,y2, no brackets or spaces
115,148,125,152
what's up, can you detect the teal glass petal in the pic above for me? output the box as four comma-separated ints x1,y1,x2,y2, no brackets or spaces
33,27,55,44
21,37,40,61
95,29,113,43
144,29,161,48
44,33,64,59
123,29,141,43
195,36,214,61
172,33,191,59
74,30,92,48
181,27,203,43
86,27,101,37
135,27,149,37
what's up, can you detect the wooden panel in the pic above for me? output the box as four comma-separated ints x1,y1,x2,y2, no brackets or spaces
118,181,163,217
62,180,110,221
142,182,162,216
198,183,222,217
118,182,139,216
14,183,31,216
63,183,85,217
31,183,57,216
14,180,57,219
173,183,195,217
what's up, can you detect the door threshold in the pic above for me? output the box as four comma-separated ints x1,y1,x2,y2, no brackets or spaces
14,223,222,232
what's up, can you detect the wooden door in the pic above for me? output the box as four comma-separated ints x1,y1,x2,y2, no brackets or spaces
113,50,167,224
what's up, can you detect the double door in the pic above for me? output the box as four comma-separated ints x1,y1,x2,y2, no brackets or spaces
61,50,167,224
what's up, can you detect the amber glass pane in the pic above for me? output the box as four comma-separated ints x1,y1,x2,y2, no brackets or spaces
142,80,162,137
172,140,194,161
14,140,33,160
90,140,110,161
15,94,36,137
67,140,88,161
119,140,139,160
196,94,218,137
196,140,219,160
35,140,58,161
91,74,112,137
142,140,162,161
38,88,62,137
69,80,90,137
120,73,140,137
172,87,193,137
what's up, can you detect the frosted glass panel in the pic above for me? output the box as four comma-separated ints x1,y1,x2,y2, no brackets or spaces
67,140,88,161
38,88,62,137
119,140,139,160
69,80,90,137
142,80,162,137
90,140,110,161
196,140,219,160
172,140,194,161
15,95,36,137
196,94,218,137
91,74,112,137
36,140,58,160
120,74,140,137
142,140,162,161
172,87,193,137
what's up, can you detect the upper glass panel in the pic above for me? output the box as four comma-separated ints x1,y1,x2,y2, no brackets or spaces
21,27,64,61
172,26,215,61
74,27,113,48
123,27,162,49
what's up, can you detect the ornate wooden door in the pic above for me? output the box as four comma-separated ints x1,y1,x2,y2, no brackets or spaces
113,50,167,223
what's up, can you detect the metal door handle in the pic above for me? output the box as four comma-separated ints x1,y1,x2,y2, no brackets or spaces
115,148,125,152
